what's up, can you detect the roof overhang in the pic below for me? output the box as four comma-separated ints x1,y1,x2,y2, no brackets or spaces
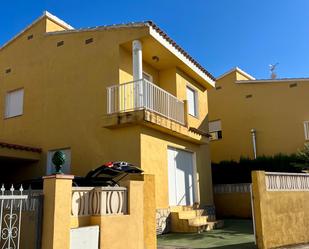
147,23,215,88
0,142,42,161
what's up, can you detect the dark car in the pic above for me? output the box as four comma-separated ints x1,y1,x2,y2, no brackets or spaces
20,161,143,189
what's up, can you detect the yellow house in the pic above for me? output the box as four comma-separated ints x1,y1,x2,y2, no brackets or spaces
0,12,216,232
208,67,309,163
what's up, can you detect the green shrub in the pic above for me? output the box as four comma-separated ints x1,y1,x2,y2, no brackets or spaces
294,143,309,170
212,154,302,184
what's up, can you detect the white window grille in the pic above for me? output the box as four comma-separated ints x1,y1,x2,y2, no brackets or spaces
5,88,24,118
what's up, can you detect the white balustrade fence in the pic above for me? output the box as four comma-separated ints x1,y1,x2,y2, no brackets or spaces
214,183,251,193
107,79,185,125
71,187,127,217
266,172,309,191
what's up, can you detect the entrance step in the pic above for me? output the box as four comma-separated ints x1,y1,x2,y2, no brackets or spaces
170,207,224,233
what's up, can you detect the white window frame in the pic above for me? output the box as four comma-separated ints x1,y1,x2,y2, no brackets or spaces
46,148,71,175
186,86,198,117
142,71,153,82
304,121,309,141
4,88,24,118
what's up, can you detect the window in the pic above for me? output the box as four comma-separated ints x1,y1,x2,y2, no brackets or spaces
143,71,153,82
47,148,71,174
186,86,198,117
304,121,309,140
209,120,222,140
5,88,24,118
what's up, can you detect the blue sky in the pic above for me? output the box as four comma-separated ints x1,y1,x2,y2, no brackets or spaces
1,1,309,79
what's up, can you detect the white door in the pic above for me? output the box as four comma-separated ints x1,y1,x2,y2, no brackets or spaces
168,147,195,206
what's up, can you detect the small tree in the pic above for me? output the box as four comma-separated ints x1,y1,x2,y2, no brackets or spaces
296,143,309,171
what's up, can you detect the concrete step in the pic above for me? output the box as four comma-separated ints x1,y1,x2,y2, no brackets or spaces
176,209,205,219
170,206,194,212
188,216,209,226
170,206,224,233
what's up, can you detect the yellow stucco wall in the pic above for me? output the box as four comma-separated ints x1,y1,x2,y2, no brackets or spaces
140,126,213,208
252,171,309,249
91,180,145,249
214,192,251,218
0,16,148,180
42,175,73,249
208,70,309,162
0,15,213,210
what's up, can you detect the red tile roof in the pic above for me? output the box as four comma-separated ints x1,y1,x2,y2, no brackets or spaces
0,142,42,153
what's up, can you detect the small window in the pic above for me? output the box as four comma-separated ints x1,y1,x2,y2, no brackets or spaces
304,121,309,140
209,120,222,140
143,71,153,82
47,148,71,174
186,86,198,117
5,88,24,118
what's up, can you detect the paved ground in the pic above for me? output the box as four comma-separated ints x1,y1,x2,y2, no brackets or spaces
157,219,309,249
157,219,256,249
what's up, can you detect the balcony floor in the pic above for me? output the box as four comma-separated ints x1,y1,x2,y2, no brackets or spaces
102,109,208,144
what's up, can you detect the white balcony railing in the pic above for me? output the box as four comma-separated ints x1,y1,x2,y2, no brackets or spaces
71,187,127,216
107,79,185,125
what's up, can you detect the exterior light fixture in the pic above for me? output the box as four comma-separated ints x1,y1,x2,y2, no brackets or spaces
152,56,159,62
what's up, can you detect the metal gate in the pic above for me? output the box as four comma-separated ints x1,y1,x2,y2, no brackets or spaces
0,185,43,249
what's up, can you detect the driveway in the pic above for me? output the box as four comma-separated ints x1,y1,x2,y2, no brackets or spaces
157,219,309,249
157,219,256,249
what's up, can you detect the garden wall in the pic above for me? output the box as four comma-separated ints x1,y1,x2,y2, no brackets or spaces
214,183,252,218
252,171,309,249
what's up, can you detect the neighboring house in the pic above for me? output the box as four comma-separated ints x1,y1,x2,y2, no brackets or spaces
0,12,215,221
208,67,309,163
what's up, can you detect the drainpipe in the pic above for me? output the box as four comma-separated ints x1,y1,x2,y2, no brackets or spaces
132,40,143,81
132,40,143,108
251,129,257,159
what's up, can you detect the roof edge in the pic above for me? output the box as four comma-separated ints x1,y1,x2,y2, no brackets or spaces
44,11,74,30
0,11,73,51
236,77,309,84
217,67,255,81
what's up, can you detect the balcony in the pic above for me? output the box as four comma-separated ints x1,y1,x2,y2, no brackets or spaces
107,79,185,125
